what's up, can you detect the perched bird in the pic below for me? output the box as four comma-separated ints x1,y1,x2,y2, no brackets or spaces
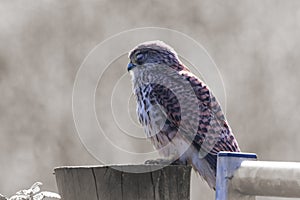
127,41,240,189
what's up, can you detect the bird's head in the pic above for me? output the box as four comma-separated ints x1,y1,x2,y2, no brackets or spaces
127,41,188,73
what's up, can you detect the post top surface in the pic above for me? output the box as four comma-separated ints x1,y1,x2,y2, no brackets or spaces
218,151,257,159
54,164,193,174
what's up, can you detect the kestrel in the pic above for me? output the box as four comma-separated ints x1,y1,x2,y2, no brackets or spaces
127,41,240,189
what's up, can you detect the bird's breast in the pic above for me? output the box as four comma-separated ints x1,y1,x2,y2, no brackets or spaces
135,84,167,139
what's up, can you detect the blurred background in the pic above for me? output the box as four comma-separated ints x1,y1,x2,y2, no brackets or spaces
1,0,300,199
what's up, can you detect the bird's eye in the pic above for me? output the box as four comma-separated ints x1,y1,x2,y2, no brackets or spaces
135,53,147,65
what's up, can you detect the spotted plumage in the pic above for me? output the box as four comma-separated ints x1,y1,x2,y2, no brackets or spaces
127,41,240,189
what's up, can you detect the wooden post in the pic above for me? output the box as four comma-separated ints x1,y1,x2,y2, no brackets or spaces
54,165,192,200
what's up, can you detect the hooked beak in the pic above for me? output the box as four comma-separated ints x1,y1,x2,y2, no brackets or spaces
127,62,136,71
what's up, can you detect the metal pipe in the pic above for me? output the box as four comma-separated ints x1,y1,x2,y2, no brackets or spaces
216,152,257,200
231,160,300,198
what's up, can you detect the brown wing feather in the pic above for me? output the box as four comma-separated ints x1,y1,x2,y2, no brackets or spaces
150,69,240,159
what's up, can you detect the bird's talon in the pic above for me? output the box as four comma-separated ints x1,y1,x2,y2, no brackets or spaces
144,158,171,165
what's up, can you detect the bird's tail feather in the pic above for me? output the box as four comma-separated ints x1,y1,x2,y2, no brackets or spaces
191,152,216,189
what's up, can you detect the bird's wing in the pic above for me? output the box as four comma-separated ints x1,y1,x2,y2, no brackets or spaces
150,70,240,159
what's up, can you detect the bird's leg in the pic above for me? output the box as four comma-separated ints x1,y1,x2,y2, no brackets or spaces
171,158,188,165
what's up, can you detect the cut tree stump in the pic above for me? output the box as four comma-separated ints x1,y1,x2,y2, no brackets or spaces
54,165,192,200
